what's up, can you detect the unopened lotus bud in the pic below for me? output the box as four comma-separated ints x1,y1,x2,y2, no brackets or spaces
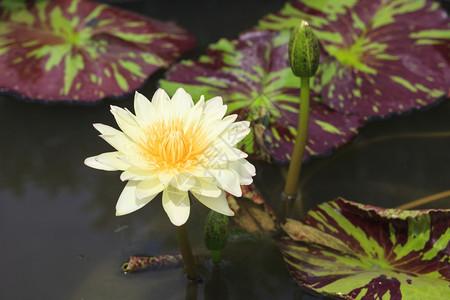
204,211,229,264
288,20,320,77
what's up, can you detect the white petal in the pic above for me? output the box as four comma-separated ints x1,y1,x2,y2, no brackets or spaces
120,152,155,171
205,114,238,140
203,140,248,166
220,121,251,146
134,91,158,126
170,173,196,191
84,152,129,171
183,99,204,131
197,95,205,105
162,187,190,226
93,123,120,136
136,178,165,199
120,168,152,181
158,172,174,186
230,159,256,185
152,88,170,109
190,178,221,197
204,96,227,120
99,131,140,154
110,106,143,143
92,123,145,164
171,88,194,113
115,182,157,216
209,169,242,197
193,191,234,216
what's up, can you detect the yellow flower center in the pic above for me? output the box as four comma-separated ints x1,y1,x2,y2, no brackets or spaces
144,119,209,172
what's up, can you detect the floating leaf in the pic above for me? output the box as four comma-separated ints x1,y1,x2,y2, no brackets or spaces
280,198,450,299
0,0,195,102
226,184,278,234
259,0,450,119
122,254,183,273
160,30,361,163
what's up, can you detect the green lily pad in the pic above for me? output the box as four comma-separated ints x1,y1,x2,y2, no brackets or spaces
160,30,362,163
0,0,195,102
280,199,450,299
258,0,450,120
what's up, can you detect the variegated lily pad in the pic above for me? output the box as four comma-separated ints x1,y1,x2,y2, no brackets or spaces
259,0,450,119
281,199,450,300
160,30,361,163
0,0,195,102
226,184,278,235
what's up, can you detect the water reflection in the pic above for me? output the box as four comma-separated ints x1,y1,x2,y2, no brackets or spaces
204,265,229,300
185,281,199,300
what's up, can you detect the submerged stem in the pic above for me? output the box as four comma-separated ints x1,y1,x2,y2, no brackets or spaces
397,190,450,210
283,78,310,191
176,224,198,281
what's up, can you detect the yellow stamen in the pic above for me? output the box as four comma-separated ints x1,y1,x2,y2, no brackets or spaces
143,119,209,171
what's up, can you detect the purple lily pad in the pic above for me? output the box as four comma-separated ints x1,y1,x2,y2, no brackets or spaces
0,0,195,102
160,30,362,163
259,0,450,120
281,199,450,299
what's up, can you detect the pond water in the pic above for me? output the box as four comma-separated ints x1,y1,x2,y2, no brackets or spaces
0,1,449,300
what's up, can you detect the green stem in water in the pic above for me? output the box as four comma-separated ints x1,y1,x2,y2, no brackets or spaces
210,250,222,265
176,224,198,281
282,77,311,218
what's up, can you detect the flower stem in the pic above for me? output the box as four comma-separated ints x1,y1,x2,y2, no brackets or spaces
282,77,310,219
176,224,198,280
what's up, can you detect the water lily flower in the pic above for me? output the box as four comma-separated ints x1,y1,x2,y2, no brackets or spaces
85,88,255,226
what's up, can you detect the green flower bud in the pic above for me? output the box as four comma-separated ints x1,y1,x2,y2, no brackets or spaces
288,20,320,77
204,211,229,264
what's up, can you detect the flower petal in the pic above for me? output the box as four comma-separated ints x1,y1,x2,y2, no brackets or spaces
220,120,251,146
190,178,221,197
170,173,196,191
93,123,120,136
230,159,255,185
152,88,170,110
205,114,238,140
116,181,157,216
193,191,234,216
203,139,248,166
95,126,140,154
110,105,144,143
120,168,152,181
171,88,194,113
84,151,129,171
162,187,190,226
183,99,204,131
204,96,227,120
136,178,165,199
209,169,242,197
134,91,155,125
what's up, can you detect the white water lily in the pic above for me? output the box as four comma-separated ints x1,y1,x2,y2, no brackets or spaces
85,88,255,226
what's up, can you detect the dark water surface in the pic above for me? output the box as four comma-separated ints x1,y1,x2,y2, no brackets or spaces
1,1,449,300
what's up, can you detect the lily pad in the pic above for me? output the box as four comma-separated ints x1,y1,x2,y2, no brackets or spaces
226,184,278,235
160,30,362,163
280,199,450,299
0,0,195,102
259,0,450,119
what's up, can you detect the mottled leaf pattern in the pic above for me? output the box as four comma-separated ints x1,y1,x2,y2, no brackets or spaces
0,0,195,102
281,198,450,300
259,0,450,119
226,184,278,234
160,30,361,162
